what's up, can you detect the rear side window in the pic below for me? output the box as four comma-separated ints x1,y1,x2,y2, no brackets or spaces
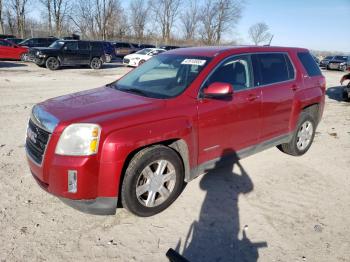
252,53,292,86
297,52,322,77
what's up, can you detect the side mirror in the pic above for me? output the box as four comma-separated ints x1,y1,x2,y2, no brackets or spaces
203,82,233,99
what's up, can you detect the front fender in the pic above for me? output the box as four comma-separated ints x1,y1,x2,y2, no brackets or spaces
96,117,196,196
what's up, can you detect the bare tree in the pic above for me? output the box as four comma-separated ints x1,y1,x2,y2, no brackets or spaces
5,9,16,34
199,0,243,45
52,0,69,37
129,0,148,42
248,22,272,45
10,0,29,38
39,0,52,35
70,0,95,39
181,0,199,41
149,0,181,44
0,0,4,34
94,0,122,40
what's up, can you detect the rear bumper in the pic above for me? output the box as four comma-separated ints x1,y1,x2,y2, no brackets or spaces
59,197,118,215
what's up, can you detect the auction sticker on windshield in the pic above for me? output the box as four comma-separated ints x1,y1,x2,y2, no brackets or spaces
181,59,207,66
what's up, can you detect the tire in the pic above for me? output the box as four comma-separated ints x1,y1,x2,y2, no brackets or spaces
341,65,347,72
90,57,102,69
277,112,316,156
138,60,146,66
45,57,60,70
105,54,112,63
20,53,28,62
121,145,184,217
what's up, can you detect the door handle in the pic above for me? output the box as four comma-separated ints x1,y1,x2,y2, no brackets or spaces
246,94,260,101
291,84,299,91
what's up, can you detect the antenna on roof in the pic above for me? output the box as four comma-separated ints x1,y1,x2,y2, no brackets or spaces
266,35,274,46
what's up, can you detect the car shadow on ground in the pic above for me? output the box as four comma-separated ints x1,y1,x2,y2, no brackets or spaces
0,61,28,68
326,86,347,102
174,149,267,262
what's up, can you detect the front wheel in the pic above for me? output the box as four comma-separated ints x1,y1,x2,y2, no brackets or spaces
121,145,184,217
277,112,316,156
45,57,60,70
138,59,146,66
90,57,102,69
20,53,28,62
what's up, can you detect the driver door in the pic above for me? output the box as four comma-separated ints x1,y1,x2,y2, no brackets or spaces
197,55,262,164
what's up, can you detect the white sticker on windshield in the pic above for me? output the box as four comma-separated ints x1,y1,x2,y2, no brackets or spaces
181,59,206,66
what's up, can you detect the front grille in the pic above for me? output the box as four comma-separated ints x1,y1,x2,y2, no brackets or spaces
26,119,51,165
123,58,130,64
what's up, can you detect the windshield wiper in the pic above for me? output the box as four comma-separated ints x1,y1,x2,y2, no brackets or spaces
121,88,149,97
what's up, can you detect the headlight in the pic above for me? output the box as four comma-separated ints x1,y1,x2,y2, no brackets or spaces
340,62,346,66
55,124,101,156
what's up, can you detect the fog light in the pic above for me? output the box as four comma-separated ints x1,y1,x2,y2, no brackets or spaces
68,170,77,193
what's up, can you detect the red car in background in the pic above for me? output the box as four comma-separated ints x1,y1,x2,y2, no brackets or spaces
0,39,28,60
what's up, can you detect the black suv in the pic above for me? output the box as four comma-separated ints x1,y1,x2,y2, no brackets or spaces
18,37,58,48
327,56,350,71
30,40,106,70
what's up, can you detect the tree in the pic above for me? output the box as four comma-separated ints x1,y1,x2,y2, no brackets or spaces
248,22,272,45
0,0,4,34
10,0,30,38
129,0,148,42
94,0,122,40
70,0,95,39
181,0,199,41
39,0,53,35
199,0,243,45
149,0,181,44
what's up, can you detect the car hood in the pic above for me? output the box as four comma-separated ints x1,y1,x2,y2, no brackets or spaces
31,47,59,53
37,86,163,131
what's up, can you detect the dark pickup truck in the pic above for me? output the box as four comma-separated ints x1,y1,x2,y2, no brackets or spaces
30,40,106,70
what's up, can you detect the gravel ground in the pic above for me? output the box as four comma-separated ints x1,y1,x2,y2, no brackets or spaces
0,61,349,262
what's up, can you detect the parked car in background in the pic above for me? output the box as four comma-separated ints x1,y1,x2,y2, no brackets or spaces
112,42,139,57
138,44,156,49
19,37,58,48
327,56,350,71
0,34,15,39
99,41,115,63
30,40,105,70
0,39,28,60
26,46,325,217
5,38,24,45
311,55,320,64
123,48,166,67
319,56,334,68
159,45,180,50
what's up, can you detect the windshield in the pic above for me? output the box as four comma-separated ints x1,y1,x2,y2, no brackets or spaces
333,56,347,61
114,54,210,99
49,41,65,49
136,48,152,55
18,39,29,45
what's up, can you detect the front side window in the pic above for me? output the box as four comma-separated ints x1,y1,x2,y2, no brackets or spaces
252,53,292,86
64,42,78,51
114,55,210,98
205,55,252,91
49,41,65,49
0,40,11,47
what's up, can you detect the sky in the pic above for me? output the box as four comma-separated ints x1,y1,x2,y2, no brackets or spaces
28,0,350,53
236,0,350,52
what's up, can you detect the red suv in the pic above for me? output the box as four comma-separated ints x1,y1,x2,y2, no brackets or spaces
26,46,325,216
0,39,28,60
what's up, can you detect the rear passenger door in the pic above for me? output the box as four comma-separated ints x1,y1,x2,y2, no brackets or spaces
252,53,296,141
62,42,79,65
78,41,91,64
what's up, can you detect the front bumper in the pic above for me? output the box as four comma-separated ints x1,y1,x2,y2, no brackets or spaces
60,197,118,215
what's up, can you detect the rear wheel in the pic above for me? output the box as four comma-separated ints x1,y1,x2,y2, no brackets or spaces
277,112,316,156
45,57,60,70
90,57,102,69
121,145,184,217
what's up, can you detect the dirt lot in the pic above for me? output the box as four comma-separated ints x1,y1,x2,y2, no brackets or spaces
0,61,349,262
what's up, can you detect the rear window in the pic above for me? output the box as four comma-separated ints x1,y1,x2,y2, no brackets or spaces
252,53,294,86
297,52,322,77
